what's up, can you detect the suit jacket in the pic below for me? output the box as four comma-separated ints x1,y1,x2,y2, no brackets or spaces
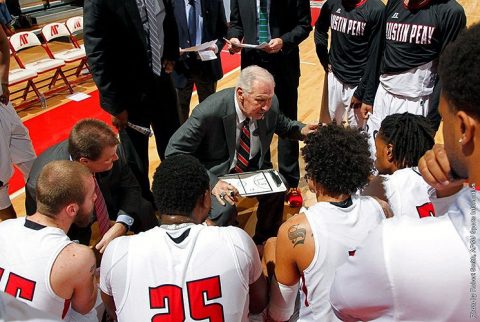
25,140,144,222
84,0,179,116
165,88,305,186
227,0,312,76
172,0,227,88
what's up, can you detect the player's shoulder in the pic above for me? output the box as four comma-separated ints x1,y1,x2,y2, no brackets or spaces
0,217,23,229
434,0,465,14
366,0,386,11
278,212,310,240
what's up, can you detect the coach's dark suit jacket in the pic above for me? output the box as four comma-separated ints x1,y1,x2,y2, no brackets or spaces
165,88,305,186
84,0,179,116
227,0,311,77
25,141,157,244
172,0,227,88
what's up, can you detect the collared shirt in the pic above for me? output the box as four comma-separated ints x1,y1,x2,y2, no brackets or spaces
229,93,260,171
184,0,203,46
136,0,166,67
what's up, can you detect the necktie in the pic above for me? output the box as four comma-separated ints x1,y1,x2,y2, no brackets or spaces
93,176,111,236
145,0,163,76
233,118,251,173
188,0,196,46
258,0,269,44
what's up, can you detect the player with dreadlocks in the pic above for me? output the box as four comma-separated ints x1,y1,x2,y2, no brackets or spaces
363,112,435,218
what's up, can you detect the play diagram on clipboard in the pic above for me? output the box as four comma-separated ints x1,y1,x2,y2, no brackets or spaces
219,169,287,197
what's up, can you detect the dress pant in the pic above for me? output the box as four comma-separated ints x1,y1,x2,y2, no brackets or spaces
240,49,301,188
176,57,217,123
119,71,181,202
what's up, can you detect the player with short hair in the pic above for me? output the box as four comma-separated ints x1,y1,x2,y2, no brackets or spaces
100,154,267,321
331,23,480,321
363,112,436,218
315,0,385,128
264,124,385,321
0,160,98,319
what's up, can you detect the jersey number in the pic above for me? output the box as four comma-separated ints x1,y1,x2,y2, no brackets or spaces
0,267,36,301
416,202,436,218
149,276,224,322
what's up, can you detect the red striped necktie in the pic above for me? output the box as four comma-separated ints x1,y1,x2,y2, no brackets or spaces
93,176,111,236
233,118,251,173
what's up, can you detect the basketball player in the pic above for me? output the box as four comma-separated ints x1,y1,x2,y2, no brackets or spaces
315,0,384,128
364,0,465,154
0,26,36,221
363,113,435,218
331,24,480,321
0,161,98,319
264,124,385,321
100,154,267,321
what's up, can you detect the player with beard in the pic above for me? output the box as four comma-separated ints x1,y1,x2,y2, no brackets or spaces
331,24,480,321
314,0,385,129
0,161,98,320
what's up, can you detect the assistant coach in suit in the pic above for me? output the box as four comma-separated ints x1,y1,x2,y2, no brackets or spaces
172,0,227,122
25,120,158,250
166,66,317,245
84,0,181,202
227,0,312,201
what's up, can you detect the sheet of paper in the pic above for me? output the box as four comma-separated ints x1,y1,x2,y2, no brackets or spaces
236,42,268,49
181,40,217,52
219,169,287,197
67,92,91,102
199,50,217,61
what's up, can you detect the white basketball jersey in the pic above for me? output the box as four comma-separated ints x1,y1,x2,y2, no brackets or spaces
382,167,435,219
100,224,262,322
382,188,478,321
0,218,72,319
299,196,384,321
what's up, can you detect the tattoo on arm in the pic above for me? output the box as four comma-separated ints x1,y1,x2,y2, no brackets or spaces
288,224,306,247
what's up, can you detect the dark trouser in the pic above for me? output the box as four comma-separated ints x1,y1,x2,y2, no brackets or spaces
176,60,217,123
119,72,181,202
240,49,301,188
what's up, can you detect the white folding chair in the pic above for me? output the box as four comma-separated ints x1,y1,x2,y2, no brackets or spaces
9,31,73,94
42,22,89,78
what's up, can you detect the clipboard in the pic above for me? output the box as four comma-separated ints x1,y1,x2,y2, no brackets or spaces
219,169,287,197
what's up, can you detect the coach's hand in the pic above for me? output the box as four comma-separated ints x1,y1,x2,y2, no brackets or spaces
227,38,242,54
418,144,464,198
112,110,128,130
301,123,319,138
95,222,128,254
212,180,239,206
264,38,283,54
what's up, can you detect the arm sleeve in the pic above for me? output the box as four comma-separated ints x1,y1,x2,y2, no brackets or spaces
115,146,143,217
330,224,394,321
313,1,331,72
280,0,312,50
83,0,124,116
162,0,180,62
438,3,466,53
226,0,244,40
353,3,385,104
214,0,228,51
